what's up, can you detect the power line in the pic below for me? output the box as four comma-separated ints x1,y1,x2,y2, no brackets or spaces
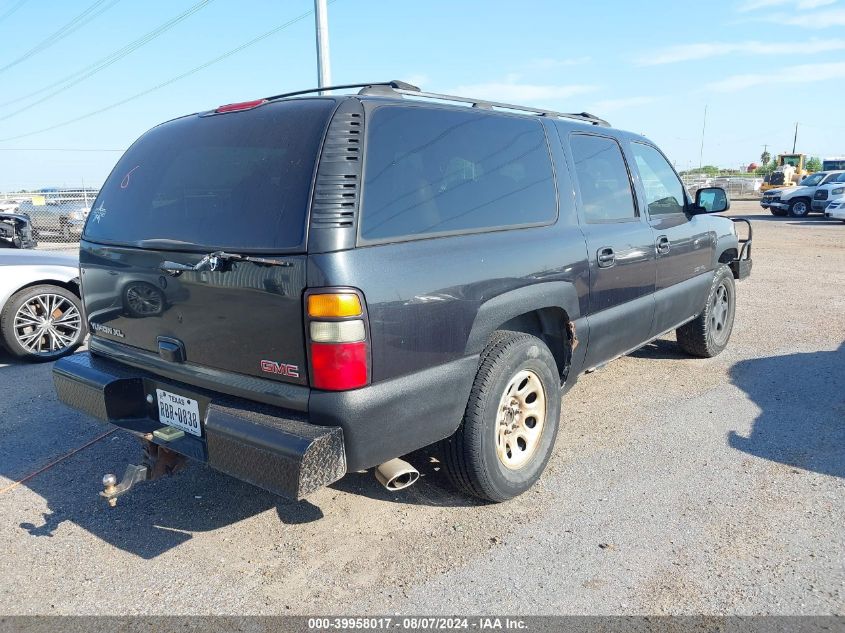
0,0,215,118
0,0,122,74
0,4,332,143
0,0,28,25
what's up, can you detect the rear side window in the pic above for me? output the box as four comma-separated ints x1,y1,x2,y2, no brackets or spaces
84,99,335,252
569,134,637,223
359,106,557,241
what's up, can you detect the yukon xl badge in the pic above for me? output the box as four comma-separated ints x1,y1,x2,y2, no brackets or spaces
260,360,299,378
90,321,125,338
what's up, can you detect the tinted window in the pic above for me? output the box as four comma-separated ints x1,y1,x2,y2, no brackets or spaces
569,134,637,223
359,106,556,241
630,142,686,216
84,99,335,252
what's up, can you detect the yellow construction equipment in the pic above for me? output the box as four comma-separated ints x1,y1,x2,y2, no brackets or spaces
760,153,808,193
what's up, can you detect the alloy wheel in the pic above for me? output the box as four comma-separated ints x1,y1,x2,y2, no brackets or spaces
13,293,82,355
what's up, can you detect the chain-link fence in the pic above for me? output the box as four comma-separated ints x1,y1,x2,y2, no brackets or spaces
681,175,763,201
1,189,98,250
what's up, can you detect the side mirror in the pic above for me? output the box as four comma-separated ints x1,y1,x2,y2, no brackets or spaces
694,186,730,213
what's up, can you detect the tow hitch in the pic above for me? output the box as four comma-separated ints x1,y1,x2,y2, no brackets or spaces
100,440,187,507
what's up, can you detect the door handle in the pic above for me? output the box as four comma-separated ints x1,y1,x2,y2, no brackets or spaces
656,235,670,255
597,247,616,268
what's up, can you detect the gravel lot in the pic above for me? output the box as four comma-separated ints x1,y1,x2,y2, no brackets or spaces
1,201,842,615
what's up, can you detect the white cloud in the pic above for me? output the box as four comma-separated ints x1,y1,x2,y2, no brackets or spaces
454,82,598,104
769,7,845,25
591,96,657,113
738,0,836,11
637,38,845,65
706,60,845,91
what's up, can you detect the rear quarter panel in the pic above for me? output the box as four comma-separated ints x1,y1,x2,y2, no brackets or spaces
308,223,589,383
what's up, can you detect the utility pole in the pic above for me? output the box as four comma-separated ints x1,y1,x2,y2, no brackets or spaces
314,0,331,93
792,122,798,154
698,105,708,171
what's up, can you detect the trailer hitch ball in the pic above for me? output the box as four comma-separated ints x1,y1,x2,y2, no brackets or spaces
99,464,150,507
102,474,118,507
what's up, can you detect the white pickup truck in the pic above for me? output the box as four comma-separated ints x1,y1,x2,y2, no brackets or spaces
760,170,844,217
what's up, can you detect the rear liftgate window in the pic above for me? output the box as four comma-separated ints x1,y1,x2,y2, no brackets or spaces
84,99,335,252
359,106,558,241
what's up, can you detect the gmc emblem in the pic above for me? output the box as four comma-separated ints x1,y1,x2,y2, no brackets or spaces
260,360,300,378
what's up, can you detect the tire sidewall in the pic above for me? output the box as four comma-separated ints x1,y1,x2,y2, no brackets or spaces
1,285,85,361
478,338,561,499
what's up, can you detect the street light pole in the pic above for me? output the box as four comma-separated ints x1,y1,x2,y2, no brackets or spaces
314,0,331,93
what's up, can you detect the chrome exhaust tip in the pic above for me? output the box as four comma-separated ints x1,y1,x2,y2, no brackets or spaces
374,458,420,491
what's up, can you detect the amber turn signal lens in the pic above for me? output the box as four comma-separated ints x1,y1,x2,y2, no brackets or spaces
307,293,362,318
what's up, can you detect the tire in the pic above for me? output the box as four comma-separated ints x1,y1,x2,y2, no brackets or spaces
676,265,736,358
788,198,810,218
440,331,561,502
0,284,86,361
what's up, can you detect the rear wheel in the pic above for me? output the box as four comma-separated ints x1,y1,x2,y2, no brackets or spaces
676,265,736,358
440,331,561,502
788,198,810,218
0,284,85,361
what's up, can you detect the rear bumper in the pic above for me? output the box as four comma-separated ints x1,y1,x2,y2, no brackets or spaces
53,352,346,500
53,348,478,498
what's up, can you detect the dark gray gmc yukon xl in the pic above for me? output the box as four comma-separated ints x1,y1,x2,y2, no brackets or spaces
54,81,752,504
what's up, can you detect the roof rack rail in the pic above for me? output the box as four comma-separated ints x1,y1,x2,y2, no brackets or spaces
264,79,609,127
385,86,609,126
264,80,420,102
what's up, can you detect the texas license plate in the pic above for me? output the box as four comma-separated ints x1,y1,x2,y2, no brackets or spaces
155,389,202,437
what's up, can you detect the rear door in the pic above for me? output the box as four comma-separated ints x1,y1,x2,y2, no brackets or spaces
81,98,337,385
565,132,656,368
626,141,713,337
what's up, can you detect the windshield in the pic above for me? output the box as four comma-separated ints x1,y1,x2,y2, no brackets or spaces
84,99,335,252
802,173,825,186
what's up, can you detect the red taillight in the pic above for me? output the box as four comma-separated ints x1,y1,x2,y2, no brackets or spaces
215,98,268,113
306,289,370,391
310,342,368,391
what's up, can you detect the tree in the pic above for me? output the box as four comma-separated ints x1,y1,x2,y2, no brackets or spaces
761,149,771,166
755,159,778,176
805,156,822,172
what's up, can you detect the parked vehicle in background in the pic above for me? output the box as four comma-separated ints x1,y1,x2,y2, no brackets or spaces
761,170,844,217
824,198,845,222
812,172,845,214
17,199,88,241
0,212,37,249
0,250,86,361
822,157,845,171
52,80,752,507
0,199,23,213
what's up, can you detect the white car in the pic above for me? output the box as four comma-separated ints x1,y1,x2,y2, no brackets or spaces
0,250,86,361
824,198,845,222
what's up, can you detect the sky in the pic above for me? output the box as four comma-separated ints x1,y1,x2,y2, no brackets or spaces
1,0,844,189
